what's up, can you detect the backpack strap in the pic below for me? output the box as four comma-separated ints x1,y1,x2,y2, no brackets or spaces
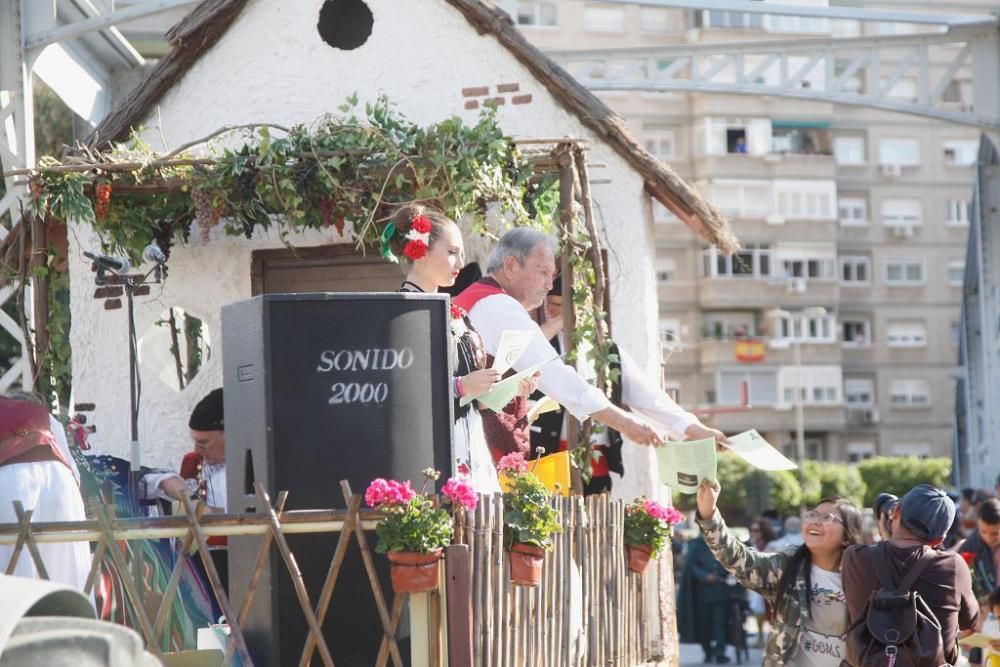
869,542,896,590
897,548,936,594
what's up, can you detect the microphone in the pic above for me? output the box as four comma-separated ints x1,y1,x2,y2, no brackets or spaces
83,251,131,274
143,243,167,265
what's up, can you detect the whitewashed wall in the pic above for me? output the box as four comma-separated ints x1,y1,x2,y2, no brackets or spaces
69,0,661,499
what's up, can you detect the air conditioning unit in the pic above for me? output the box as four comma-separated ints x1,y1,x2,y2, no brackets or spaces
785,277,807,294
890,224,914,239
879,162,903,178
863,408,881,424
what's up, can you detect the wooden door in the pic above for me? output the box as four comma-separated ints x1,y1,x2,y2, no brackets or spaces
250,245,403,295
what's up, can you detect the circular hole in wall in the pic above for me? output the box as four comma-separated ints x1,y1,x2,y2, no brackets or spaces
317,0,373,51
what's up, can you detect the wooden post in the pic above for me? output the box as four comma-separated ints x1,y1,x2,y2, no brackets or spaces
557,144,583,495
445,544,473,667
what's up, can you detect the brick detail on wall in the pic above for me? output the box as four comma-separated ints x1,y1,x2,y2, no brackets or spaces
104,298,122,310
462,86,489,97
465,100,479,110
134,285,151,297
512,94,533,105
488,97,506,106
497,83,519,93
74,403,96,412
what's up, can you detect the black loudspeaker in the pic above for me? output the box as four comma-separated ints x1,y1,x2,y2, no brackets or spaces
222,293,453,666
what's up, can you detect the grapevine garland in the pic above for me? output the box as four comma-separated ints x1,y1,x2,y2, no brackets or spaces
13,95,614,472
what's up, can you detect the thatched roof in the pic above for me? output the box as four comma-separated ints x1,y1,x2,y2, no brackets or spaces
90,0,737,253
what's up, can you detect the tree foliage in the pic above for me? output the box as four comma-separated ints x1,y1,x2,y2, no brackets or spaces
856,457,952,507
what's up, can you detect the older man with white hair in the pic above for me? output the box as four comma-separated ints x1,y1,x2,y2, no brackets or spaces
454,228,724,454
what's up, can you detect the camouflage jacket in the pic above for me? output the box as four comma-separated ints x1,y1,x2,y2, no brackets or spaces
697,509,849,667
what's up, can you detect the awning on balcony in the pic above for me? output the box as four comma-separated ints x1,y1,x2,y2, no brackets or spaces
772,120,833,129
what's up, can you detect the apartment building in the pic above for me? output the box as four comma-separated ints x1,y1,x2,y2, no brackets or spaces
503,0,987,461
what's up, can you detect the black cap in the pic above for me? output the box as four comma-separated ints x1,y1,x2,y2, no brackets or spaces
874,492,898,517
188,388,224,431
899,484,955,543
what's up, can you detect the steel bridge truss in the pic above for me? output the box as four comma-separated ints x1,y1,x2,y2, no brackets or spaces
550,25,1000,129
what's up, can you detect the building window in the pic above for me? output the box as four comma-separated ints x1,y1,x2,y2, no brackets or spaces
844,379,875,406
774,180,836,220
878,138,920,167
891,442,932,458
889,379,930,407
834,136,865,165
775,311,836,343
847,441,876,463
583,5,626,32
709,179,772,217
656,258,677,283
942,139,978,166
717,368,777,405
885,259,925,286
639,7,670,32
782,257,835,280
511,0,558,27
703,243,771,278
946,199,970,226
643,128,676,160
947,261,965,286
886,321,927,347
840,256,870,285
779,365,842,405
881,198,922,227
950,321,960,346
697,9,763,30
842,319,871,347
838,196,867,226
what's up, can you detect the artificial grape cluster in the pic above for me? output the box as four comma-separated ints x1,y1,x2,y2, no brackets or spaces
94,182,112,220
236,164,257,202
318,198,334,227
293,162,316,195
191,186,220,243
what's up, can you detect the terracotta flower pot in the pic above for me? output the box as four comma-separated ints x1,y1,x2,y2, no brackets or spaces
626,544,654,574
509,542,545,587
386,549,442,594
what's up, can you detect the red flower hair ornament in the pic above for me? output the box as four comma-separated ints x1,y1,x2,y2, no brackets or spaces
401,215,432,260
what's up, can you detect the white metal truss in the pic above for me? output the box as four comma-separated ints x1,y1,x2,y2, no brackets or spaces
548,25,1000,129
0,0,199,392
0,0,34,391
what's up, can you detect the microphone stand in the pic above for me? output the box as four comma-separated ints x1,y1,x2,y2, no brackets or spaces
93,261,164,503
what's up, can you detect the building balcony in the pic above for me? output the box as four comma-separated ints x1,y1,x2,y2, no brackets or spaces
697,337,841,367
692,153,836,181
707,404,846,433
696,277,839,309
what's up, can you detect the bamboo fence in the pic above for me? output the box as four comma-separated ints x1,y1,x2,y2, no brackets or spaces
465,493,655,667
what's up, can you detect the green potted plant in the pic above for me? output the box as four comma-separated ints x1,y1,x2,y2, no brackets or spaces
498,452,562,587
366,468,477,593
623,497,684,574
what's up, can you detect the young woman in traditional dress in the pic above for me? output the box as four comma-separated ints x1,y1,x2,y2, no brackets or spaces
389,205,535,493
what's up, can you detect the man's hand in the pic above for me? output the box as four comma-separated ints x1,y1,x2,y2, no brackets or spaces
517,372,541,398
696,478,721,521
158,476,190,501
685,423,728,450
619,415,664,447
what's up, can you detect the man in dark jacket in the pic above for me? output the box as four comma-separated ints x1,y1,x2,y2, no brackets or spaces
952,497,1000,605
679,535,733,663
842,484,979,666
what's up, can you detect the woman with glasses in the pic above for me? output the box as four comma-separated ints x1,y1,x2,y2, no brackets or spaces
694,479,864,667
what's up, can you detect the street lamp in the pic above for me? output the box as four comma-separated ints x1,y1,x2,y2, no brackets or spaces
766,306,828,502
